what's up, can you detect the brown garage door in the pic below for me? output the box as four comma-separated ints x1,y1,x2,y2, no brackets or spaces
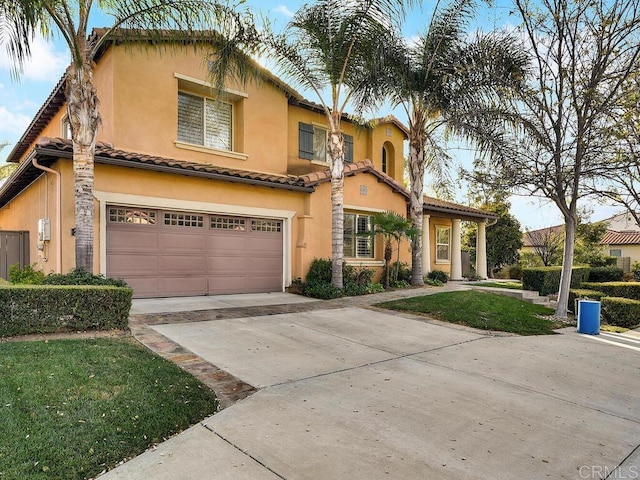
106,207,283,298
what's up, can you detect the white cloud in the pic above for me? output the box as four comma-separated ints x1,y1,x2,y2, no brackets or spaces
0,106,31,135
273,5,295,18
0,35,68,82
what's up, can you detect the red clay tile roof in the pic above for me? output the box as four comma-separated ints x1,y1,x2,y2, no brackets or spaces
33,137,314,192
601,230,640,246
300,159,409,197
423,195,499,219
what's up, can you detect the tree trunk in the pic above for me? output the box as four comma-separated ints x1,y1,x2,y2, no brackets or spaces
328,128,345,289
384,240,392,288
556,214,578,319
66,61,100,273
409,119,426,286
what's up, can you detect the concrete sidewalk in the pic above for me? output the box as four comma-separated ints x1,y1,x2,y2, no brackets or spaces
100,287,640,479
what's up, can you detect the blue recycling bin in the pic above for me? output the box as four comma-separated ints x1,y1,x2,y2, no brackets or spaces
577,300,600,335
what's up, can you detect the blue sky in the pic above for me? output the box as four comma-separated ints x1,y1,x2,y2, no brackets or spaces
0,0,622,229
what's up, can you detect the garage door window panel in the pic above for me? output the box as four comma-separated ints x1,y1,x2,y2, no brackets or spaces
252,220,282,233
211,216,246,231
163,212,204,228
109,208,156,225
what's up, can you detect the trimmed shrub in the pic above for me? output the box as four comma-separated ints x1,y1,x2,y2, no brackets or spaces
381,262,412,286
305,258,333,285
301,258,380,299
508,264,523,280
581,282,640,301
587,266,624,283
568,289,607,313
428,270,449,284
9,263,45,285
601,297,640,328
43,268,129,287
0,285,133,337
522,266,590,296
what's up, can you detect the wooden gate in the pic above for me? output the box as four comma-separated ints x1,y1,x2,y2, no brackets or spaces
0,231,29,280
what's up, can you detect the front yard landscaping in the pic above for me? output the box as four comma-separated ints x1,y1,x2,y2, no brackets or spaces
0,338,218,479
377,290,562,335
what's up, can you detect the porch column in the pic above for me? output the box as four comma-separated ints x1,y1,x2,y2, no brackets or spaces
476,219,488,279
450,218,463,281
422,214,431,275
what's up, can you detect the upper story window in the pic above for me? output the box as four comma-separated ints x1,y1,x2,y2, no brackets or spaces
62,116,72,140
609,249,622,257
344,213,374,258
382,146,388,174
436,226,451,263
299,122,353,163
178,91,232,151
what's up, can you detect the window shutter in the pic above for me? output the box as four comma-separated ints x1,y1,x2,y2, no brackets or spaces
344,134,354,163
177,92,204,145
299,122,314,160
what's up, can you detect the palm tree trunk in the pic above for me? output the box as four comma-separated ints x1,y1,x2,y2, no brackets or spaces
328,128,344,289
66,62,100,273
409,120,426,286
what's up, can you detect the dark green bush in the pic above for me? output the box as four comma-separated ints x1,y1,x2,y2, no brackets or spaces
428,270,449,284
381,262,412,287
522,266,590,296
508,264,523,280
601,297,640,328
9,263,45,285
568,289,607,313
581,282,640,301
305,258,333,285
0,285,133,337
43,267,129,287
301,259,380,299
587,266,624,283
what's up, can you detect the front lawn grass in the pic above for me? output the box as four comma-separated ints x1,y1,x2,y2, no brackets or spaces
0,338,218,479
377,290,561,335
468,281,523,290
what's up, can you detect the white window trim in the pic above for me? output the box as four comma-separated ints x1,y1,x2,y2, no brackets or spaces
174,140,248,161
609,248,623,257
435,225,451,264
178,90,235,152
95,191,296,290
61,115,72,139
344,211,375,260
174,73,248,99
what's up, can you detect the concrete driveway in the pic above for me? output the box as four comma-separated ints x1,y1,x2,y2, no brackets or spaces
103,303,640,480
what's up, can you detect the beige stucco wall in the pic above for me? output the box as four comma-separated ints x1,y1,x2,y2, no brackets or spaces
428,217,454,275
298,172,411,282
605,244,640,267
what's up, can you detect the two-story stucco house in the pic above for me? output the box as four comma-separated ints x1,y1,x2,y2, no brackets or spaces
0,32,495,297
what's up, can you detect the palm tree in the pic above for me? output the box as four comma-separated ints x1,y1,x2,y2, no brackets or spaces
383,0,528,286
366,211,413,289
208,0,410,289
0,0,241,272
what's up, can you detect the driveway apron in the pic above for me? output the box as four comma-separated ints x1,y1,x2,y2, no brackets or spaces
101,290,640,480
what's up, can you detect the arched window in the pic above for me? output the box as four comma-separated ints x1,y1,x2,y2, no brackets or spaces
382,146,388,174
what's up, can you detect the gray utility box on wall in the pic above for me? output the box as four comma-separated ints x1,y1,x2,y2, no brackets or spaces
0,231,30,280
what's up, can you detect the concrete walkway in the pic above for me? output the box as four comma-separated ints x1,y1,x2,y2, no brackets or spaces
101,285,640,479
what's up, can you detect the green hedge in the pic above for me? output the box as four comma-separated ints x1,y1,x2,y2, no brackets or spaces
522,266,590,296
581,282,640,301
0,285,133,337
587,266,624,283
601,297,640,328
568,289,607,313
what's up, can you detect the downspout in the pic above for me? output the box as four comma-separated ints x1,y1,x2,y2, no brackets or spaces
31,157,62,274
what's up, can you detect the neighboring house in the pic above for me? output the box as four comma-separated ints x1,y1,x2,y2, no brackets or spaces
0,32,496,297
522,213,640,272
